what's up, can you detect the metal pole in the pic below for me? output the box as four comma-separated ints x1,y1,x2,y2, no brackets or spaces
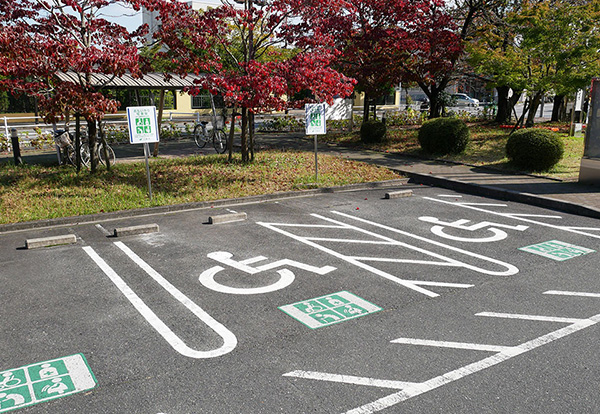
314,134,318,182
144,143,153,201
10,128,22,165
3,117,9,141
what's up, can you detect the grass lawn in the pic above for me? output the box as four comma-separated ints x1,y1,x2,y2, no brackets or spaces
0,150,399,224
324,122,585,181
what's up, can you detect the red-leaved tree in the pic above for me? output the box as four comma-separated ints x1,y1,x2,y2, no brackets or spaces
149,0,355,162
397,0,463,118
326,0,436,122
0,0,154,172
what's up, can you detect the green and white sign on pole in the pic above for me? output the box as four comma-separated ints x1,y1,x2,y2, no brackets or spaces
519,240,595,261
279,291,382,329
0,354,96,412
305,103,327,183
127,106,160,201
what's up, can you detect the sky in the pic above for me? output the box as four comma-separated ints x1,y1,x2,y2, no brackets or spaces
101,1,226,32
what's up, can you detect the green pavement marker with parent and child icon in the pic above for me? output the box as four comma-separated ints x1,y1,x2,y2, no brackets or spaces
0,354,96,412
279,291,382,329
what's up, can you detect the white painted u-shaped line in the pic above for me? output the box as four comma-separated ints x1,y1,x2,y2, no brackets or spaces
83,243,237,359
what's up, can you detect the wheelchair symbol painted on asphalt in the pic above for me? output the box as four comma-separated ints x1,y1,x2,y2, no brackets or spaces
199,251,336,295
419,216,528,242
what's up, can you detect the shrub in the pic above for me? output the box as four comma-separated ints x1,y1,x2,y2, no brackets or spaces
418,117,469,155
360,120,387,143
261,115,304,132
506,128,564,171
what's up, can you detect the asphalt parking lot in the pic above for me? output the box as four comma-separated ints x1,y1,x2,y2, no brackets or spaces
1,183,600,413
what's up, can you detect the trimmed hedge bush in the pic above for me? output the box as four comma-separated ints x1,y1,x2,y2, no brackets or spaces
360,120,387,144
506,129,564,171
418,117,469,155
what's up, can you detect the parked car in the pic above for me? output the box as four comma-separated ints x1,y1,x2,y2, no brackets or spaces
451,93,479,107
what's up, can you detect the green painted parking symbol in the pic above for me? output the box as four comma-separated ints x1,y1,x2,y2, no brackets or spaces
279,291,382,329
519,240,595,261
0,354,96,412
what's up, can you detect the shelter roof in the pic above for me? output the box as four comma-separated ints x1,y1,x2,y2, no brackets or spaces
55,72,204,90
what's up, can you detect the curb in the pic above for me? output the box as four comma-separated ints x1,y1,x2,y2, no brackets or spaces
401,171,600,220
0,179,410,234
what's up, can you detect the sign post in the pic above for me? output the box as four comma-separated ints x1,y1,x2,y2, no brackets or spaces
126,106,160,200
305,103,327,183
579,79,600,184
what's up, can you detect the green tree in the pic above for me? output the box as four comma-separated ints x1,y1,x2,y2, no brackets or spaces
469,0,600,126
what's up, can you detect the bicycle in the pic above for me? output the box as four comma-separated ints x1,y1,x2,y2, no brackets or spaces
193,121,228,154
53,130,115,168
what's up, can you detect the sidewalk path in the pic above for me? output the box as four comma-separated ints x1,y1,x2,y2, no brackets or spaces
256,132,600,219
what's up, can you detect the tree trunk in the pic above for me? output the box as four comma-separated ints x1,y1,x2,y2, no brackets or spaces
495,86,512,124
87,118,98,173
240,107,249,162
525,91,543,127
551,95,565,122
249,111,255,162
424,84,444,119
75,113,82,173
228,108,237,162
362,92,370,122
98,121,110,172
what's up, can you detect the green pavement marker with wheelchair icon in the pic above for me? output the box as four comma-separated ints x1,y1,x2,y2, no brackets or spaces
519,240,595,261
0,354,96,412
279,291,382,329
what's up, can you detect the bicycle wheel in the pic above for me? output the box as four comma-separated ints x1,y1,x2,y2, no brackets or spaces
79,144,91,167
212,129,228,154
64,145,77,166
98,144,116,166
193,124,208,148
65,143,90,168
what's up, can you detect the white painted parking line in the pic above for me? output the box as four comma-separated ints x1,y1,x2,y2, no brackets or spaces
390,338,512,353
505,213,563,218
285,301,600,414
457,203,508,207
84,243,237,359
337,313,600,414
424,197,600,239
476,312,586,324
544,290,600,298
283,371,418,390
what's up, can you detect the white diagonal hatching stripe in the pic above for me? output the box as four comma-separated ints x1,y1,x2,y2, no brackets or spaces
341,315,599,413
390,338,513,353
329,211,519,276
476,312,586,324
283,370,418,390
349,257,460,266
306,238,398,245
544,290,600,298
257,221,439,297
457,203,508,207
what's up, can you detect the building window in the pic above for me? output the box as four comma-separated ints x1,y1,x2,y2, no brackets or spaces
191,94,212,109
